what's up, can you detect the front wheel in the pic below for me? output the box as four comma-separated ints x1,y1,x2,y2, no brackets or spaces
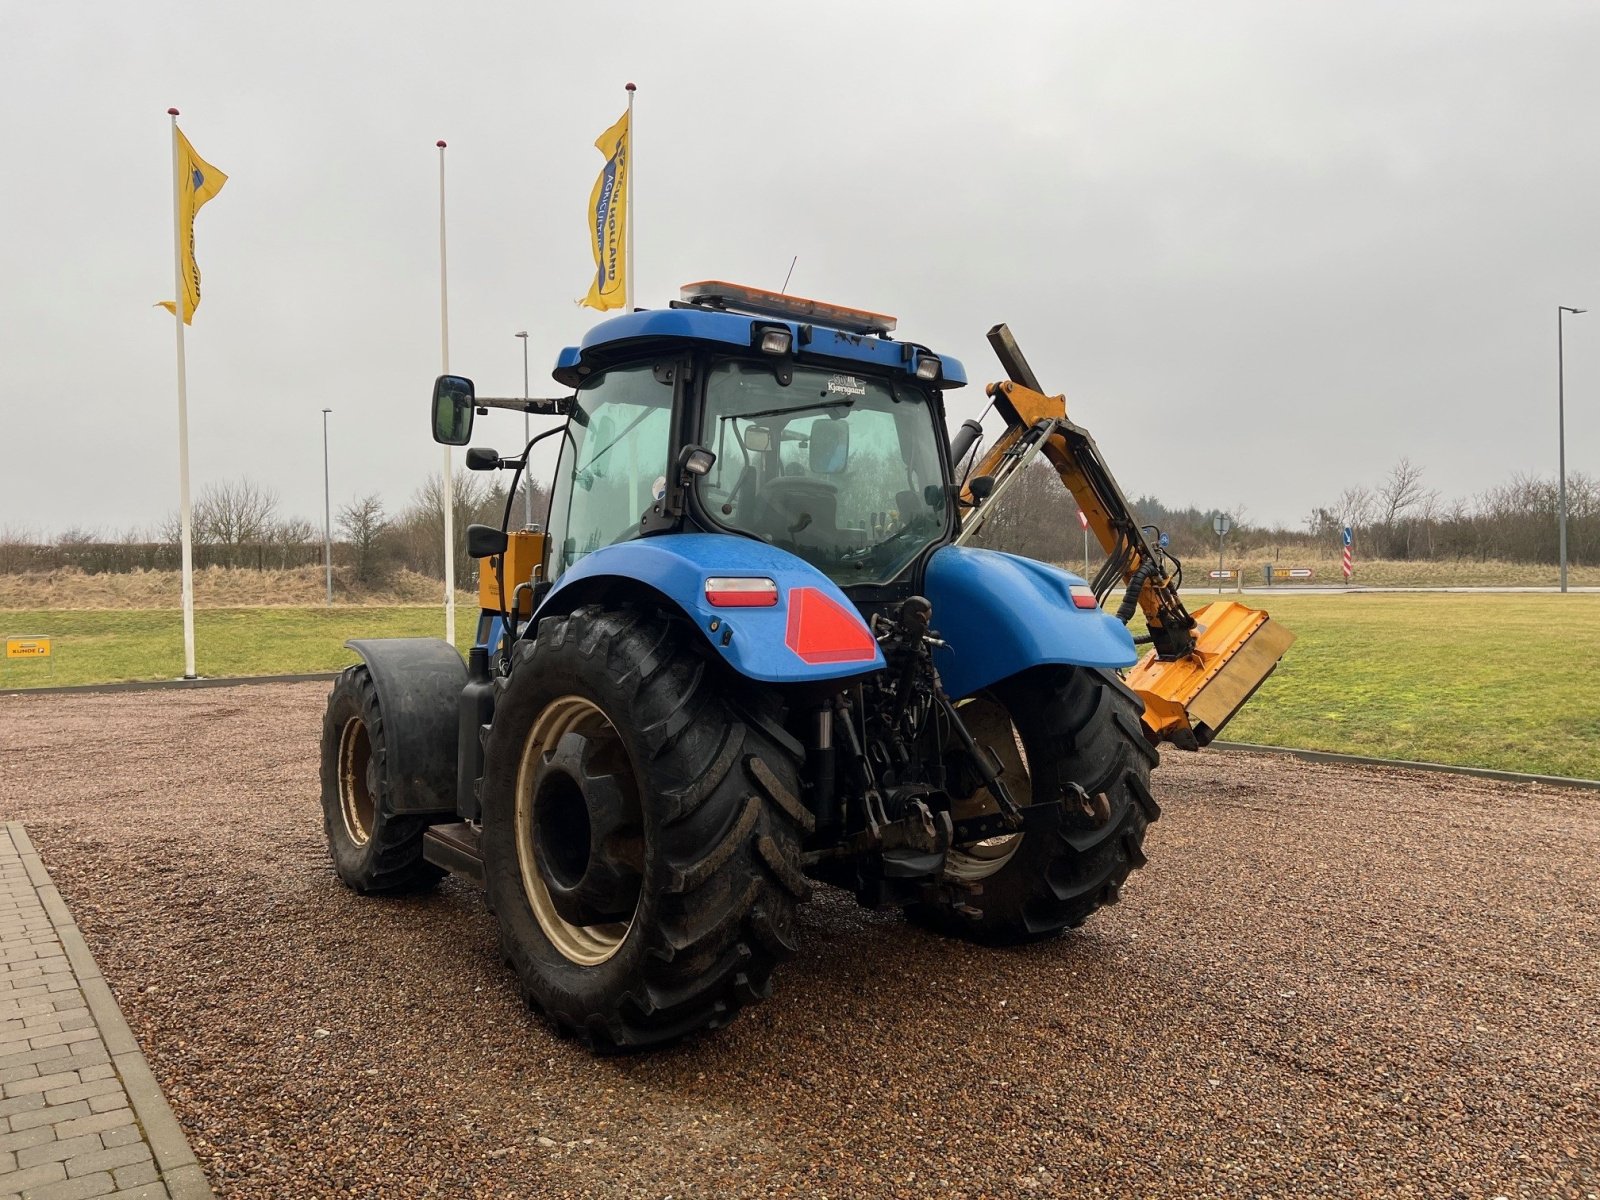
479,605,810,1052
912,667,1160,942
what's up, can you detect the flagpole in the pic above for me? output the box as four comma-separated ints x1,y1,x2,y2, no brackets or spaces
437,139,455,646
624,82,636,311
168,108,198,679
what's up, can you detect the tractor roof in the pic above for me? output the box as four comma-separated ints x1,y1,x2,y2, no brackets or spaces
552,282,966,391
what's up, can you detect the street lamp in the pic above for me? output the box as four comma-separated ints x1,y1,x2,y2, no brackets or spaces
321,407,333,606
515,330,532,528
1559,305,1585,593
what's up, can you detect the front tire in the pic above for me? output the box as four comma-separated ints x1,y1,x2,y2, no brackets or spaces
913,667,1160,942
480,605,810,1052
319,664,445,894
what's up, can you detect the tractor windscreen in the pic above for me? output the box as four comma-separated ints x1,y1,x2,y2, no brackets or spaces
697,360,949,585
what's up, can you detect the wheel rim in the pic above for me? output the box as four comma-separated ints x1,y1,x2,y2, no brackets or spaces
514,695,640,966
945,696,1031,882
337,716,375,846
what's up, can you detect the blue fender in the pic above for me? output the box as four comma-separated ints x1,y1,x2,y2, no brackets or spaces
534,534,887,684
922,546,1137,700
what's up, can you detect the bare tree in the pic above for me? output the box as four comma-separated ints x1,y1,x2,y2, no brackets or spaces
338,493,390,585
194,479,280,549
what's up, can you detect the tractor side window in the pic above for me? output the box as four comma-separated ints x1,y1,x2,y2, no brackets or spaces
546,364,673,582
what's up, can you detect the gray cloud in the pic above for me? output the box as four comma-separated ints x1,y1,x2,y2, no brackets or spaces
2,0,1595,535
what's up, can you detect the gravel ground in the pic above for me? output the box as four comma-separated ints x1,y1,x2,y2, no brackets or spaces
0,682,1595,1199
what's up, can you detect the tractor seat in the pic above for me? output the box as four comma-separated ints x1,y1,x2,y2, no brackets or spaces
749,477,841,546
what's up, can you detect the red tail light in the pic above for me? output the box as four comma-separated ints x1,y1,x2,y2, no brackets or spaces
705,577,779,607
1069,585,1099,609
784,587,878,664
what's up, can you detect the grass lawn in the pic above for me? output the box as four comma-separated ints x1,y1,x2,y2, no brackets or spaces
0,607,474,691
1211,593,1600,780
3,594,1597,780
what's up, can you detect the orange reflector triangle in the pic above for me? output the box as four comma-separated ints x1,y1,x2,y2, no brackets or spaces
784,587,878,664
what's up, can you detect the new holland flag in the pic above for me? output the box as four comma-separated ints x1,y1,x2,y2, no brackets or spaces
581,111,629,311
158,128,228,324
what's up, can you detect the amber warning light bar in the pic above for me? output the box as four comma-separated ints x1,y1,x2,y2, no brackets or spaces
680,281,897,336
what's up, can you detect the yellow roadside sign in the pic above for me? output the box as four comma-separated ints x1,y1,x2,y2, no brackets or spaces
5,637,51,659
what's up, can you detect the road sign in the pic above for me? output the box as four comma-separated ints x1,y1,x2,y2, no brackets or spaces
1213,514,1232,537
5,637,50,659
1208,569,1237,580
1288,568,1314,579
1158,532,1170,548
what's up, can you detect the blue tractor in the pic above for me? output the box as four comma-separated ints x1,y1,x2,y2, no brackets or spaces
320,282,1288,1051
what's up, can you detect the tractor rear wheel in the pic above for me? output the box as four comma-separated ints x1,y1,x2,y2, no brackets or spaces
913,667,1159,943
479,605,809,1052
319,664,445,894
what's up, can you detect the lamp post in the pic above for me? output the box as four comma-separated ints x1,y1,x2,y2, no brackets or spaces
516,330,532,528
321,407,333,606
1558,306,1586,592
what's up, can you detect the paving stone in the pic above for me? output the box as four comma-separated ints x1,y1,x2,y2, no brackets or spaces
0,1157,67,1192
42,1081,121,1109
0,1120,55,1152
53,1110,133,1140
15,1131,105,1169
96,1128,140,1151
21,1171,117,1199
108,1161,158,1189
6,1099,86,1132
65,1142,150,1178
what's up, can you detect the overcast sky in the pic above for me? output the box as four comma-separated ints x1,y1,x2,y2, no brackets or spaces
3,1,1597,537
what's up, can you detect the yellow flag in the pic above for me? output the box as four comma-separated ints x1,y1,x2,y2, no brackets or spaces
581,111,629,312
157,127,228,324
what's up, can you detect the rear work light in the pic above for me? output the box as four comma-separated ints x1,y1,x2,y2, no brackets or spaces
705,577,779,607
1069,584,1099,610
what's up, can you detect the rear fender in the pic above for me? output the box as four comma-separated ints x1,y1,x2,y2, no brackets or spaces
344,638,464,815
922,545,1137,700
534,535,886,684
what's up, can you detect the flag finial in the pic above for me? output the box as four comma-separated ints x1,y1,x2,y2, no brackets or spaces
436,140,447,148
167,107,179,116
625,82,636,92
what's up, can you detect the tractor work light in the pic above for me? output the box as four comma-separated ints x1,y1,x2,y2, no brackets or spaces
681,447,717,477
913,354,942,381
705,577,779,607
1069,584,1099,609
759,328,793,356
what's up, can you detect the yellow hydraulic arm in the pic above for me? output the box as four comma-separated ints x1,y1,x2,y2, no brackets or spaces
957,325,1295,750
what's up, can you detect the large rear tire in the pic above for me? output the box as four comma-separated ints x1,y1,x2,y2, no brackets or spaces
913,667,1159,943
480,605,810,1052
319,664,445,894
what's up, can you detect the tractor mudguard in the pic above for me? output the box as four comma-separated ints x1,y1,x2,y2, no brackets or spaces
534,534,886,684
922,545,1138,700
344,638,464,815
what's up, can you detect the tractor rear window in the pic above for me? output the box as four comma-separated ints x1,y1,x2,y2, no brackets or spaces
697,360,949,586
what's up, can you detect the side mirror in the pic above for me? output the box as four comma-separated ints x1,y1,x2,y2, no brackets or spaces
465,447,501,471
968,474,996,501
466,523,508,559
809,418,850,475
432,375,476,446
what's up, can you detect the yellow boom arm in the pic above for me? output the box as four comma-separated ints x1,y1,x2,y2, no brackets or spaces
959,325,1294,750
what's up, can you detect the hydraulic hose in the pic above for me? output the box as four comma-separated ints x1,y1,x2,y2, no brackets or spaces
1115,559,1159,624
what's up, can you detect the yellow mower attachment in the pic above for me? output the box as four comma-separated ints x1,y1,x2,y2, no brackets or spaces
1125,601,1297,750
967,323,1296,752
